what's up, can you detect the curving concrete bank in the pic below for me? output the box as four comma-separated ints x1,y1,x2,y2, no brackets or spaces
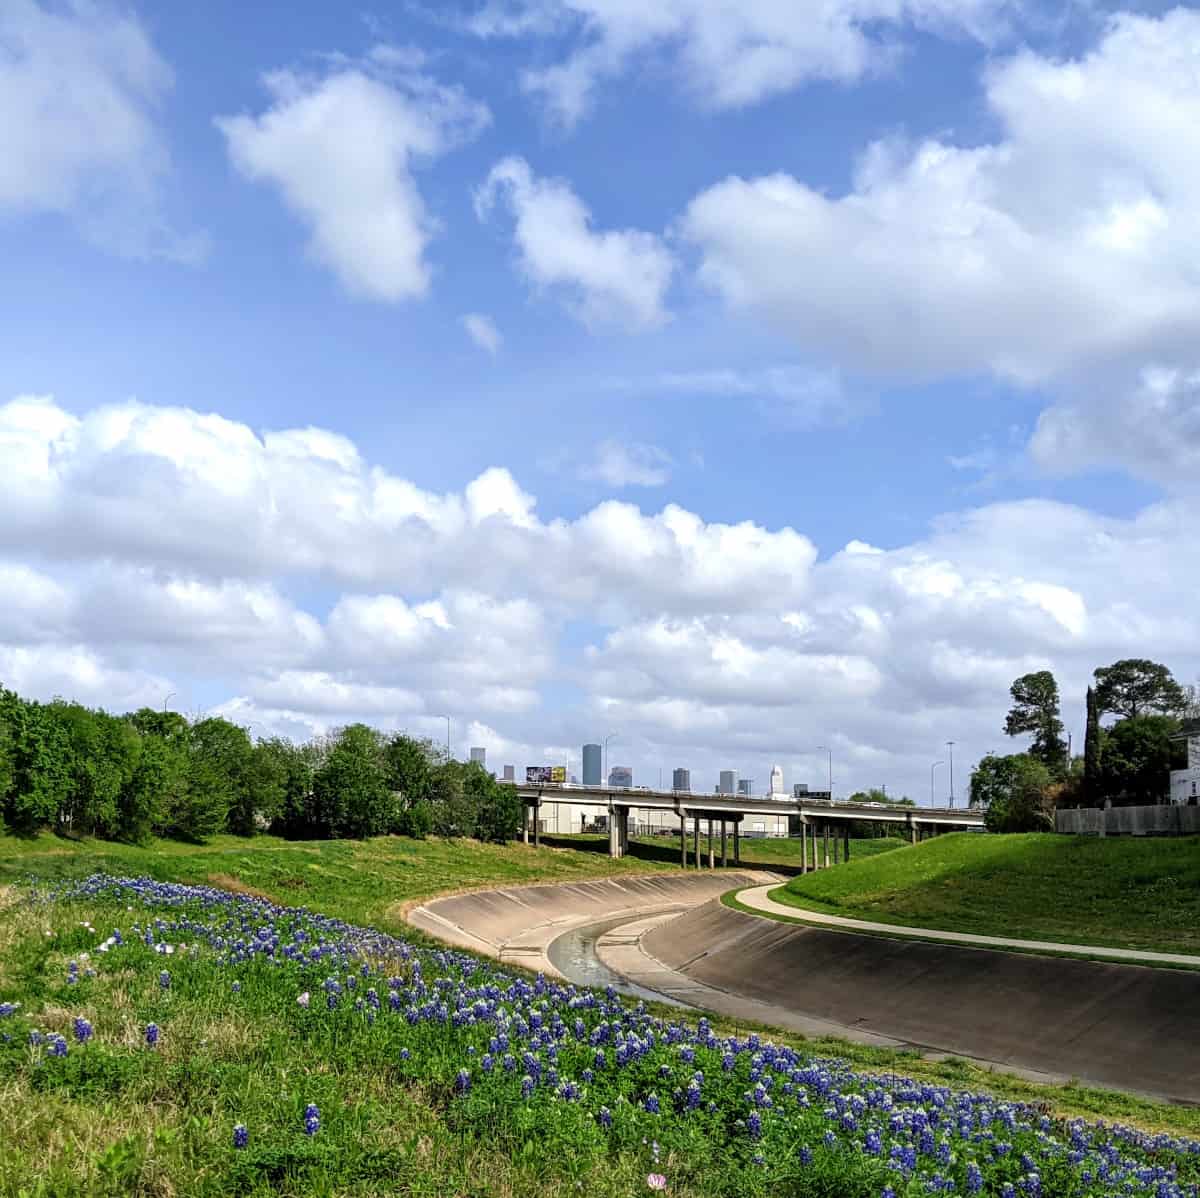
640,898,1200,1104
406,872,774,977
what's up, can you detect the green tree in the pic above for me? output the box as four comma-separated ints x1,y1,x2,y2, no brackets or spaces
52,703,137,837
1083,684,1102,805
383,733,438,837
427,762,477,839
186,718,253,835
271,739,318,839
0,704,13,832
118,736,180,844
1,694,73,834
242,738,289,834
969,753,1054,832
465,760,522,843
312,724,392,839
1094,659,1186,720
1099,714,1183,805
1003,671,1067,773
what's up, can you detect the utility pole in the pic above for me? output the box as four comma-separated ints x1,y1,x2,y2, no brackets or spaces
815,746,833,801
946,741,955,807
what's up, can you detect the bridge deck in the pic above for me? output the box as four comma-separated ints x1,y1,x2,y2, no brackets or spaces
502,781,984,826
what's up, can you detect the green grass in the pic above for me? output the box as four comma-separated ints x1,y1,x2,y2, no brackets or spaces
2,833,1200,1198
770,832,1200,955
0,831,679,932
541,833,906,874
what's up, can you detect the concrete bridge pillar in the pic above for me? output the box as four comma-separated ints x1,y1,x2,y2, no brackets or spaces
733,820,741,865
693,815,700,869
823,822,831,869
707,819,715,869
608,807,630,858
844,824,850,862
721,819,728,867
680,811,688,868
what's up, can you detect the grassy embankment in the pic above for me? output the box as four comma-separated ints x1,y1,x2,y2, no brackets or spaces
2,831,1199,1197
0,831,679,932
770,832,1200,955
542,832,906,874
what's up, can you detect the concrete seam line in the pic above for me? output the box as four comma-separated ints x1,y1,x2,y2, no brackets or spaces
727,887,1200,970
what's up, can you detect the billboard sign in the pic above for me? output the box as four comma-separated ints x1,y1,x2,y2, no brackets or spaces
1169,768,1200,806
525,765,567,784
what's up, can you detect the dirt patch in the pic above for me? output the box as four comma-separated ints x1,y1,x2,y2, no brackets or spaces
205,873,277,903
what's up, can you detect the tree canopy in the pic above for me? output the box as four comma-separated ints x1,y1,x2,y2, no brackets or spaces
1003,670,1066,773
969,753,1054,833
1093,659,1186,721
0,683,522,846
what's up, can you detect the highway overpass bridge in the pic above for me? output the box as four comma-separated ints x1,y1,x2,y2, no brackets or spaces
504,781,985,867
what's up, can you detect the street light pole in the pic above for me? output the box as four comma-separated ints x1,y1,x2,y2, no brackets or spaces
931,760,944,807
946,741,955,807
162,691,175,713
815,746,833,801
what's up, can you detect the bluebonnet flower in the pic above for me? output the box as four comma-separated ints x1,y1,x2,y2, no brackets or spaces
455,1069,471,1095
748,1111,762,1139
303,1104,320,1135
145,1023,159,1047
158,970,171,989
644,1093,660,1114
73,1017,92,1043
521,1075,535,1099
48,1034,68,1057
597,1106,612,1129
233,1124,248,1149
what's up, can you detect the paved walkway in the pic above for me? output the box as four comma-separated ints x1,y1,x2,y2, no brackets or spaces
735,885,1200,968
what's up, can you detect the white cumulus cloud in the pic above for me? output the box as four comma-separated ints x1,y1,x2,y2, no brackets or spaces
217,48,490,301
0,0,202,260
476,156,674,330
467,0,1013,127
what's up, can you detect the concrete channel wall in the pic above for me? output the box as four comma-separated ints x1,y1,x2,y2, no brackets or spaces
642,899,1200,1104
407,872,773,976
1056,804,1200,836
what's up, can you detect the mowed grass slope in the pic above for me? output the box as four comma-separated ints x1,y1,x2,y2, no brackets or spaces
0,832,679,932
772,832,1200,955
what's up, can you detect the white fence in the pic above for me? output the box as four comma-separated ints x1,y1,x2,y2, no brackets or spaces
1056,804,1200,836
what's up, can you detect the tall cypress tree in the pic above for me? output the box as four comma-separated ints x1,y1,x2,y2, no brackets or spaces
1083,685,1102,804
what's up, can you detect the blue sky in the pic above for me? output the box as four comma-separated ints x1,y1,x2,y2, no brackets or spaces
2,0,1198,802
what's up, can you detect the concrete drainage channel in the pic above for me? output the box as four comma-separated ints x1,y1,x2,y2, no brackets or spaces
408,874,1200,1105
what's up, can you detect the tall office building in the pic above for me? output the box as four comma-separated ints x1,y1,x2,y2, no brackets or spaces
718,770,736,795
470,747,486,767
609,765,633,788
672,767,690,792
769,764,785,795
503,764,515,782
737,778,752,796
582,743,602,785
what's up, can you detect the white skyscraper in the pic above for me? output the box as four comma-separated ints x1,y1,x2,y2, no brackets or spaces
769,764,785,795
